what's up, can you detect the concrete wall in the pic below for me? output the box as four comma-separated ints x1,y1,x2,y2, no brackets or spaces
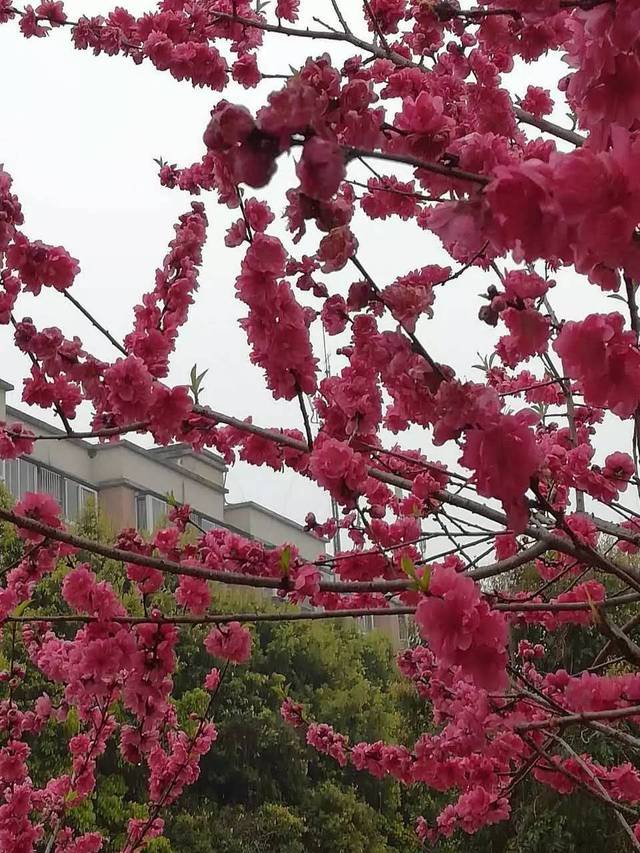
372,614,402,650
98,484,137,531
0,380,11,421
149,445,226,490
225,502,324,562
1,387,324,559
9,416,95,484
90,443,226,521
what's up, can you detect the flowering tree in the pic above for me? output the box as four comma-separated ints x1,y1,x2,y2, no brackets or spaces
2,0,640,848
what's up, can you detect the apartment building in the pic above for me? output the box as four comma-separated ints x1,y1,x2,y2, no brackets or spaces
0,378,408,648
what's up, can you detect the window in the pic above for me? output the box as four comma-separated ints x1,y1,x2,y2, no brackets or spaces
398,615,412,649
39,467,64,505
198,516,218,532
135,494,148,531
4,458,37,499
360,614,375,633
149,496,167,529
136,494,168,532
1,458,96,521
65,481,96,521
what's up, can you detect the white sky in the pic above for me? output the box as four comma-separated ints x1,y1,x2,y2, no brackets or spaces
0,2,632,529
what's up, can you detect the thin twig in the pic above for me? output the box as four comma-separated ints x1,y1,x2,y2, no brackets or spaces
295,385,314,449
63,290,127,355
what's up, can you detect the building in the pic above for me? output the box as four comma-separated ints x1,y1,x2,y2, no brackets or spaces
0,378,409,648
0,378,322,560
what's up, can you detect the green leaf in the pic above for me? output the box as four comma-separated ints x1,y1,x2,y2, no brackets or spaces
189,364,208,404
400,555,417,580
419,565,431,593
279,546,291,576
11,599,31,618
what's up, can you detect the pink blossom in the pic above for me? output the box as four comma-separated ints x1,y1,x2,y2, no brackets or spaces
320,294,349,335
415,562,508,690
203,102,255,151
520,85,554,117
289,565,321,603
244,233,287,276
14,492,62,541
382,266,445,333
484,160,563,262
104,356,154,422
35,1,66,25
232,54,261,88
280,697,305,727
309,435,368,505
497,307,550,366
243,198,274,233
175,576,211,615
554,313,640,419
0,421,35,459
275,0,299,21
306,722,349,766
225,219,247,247
317,226,357,273
503,269,550,302
0,0,16,23
494,533,518,560
148,384,192,443
204,622,252,663
460,411,541,533
296,137,345,201
7,233,79,293
360,176,420,221
19,5,47,36
366,0,409,35
603,451,635,492
204,668,220,691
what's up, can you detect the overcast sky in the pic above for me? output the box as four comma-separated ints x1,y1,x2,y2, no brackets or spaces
0,2,630,530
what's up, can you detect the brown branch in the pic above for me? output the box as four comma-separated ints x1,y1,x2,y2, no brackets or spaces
542,299,584,512
30,395,640,558
13,421,149,441
513,106,585,147
329,0,349,31
522,733,640,822
2,506,639,612
343,145,488,186
516,705,640,732
592,611,640,669
295,385,314,449
436,241,490,285
593,606,640,666
350,254,448,381
63,290,128,356
549,732,640,848
5,606,415,626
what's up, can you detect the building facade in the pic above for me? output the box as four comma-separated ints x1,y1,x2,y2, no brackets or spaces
0,379,408,648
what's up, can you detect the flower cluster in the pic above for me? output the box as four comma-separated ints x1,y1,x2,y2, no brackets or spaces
415,562,509,690
3,0,640,847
